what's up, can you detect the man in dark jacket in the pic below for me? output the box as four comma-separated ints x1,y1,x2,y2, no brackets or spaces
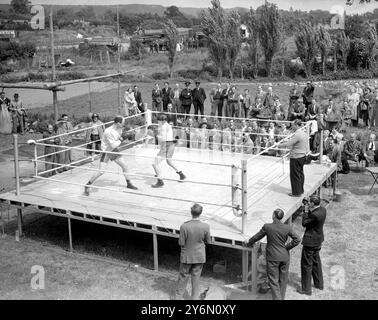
180,81,193,119
174,203,211,300
247,208,300,300
297,195,327,296
162,82,173,112
133,85,144,113
152,83,163,112
192,81,207,120
302,80,315,110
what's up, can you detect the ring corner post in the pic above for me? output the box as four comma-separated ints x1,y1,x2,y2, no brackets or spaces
146,109,152,127
250,244,258,295
13,134,20,196
241,159,248,235
67,212,73,253
241,159,249,286
319,129,324,165
33,141,38,178
332,169,338,199
152,226,159,272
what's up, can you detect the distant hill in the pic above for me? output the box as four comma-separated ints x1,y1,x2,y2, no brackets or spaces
0,4,11,12
0,3,247,18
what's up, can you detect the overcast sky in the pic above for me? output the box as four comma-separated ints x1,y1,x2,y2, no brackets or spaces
0,0,376,14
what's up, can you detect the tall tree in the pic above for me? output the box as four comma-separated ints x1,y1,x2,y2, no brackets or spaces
338,32,351,70
163,19,179,79
295,22,318,77
256,2,282,77
10,0,31,14
200,0,228,79
316,26,333,75
345,14,366,39
331,31,351,72
364,23,378,70
245,8,260,78
225,11,242,79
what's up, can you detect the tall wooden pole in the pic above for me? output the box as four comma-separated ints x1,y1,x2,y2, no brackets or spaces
50,6,58,122
117,6,122,114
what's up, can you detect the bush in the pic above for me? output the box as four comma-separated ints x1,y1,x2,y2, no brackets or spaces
125,39,147,61
176,69,203,80
151,71,170,80
0,41,36,62
310,69,375,82
0,64,14,75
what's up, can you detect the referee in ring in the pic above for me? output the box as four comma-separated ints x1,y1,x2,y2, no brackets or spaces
152,114,186,188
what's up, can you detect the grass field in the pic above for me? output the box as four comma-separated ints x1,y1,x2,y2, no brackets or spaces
26,81,338,119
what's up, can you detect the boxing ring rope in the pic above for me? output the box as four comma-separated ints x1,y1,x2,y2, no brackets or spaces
35,112,148,143
149,110,294,124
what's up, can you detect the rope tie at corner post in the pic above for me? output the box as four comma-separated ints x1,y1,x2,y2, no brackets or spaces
241,159,248,235
231,164,242,218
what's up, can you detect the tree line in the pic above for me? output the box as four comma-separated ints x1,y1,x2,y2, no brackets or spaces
197,0,378,80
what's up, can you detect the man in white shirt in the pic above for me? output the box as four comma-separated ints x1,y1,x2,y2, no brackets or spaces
84,115,138,195
152,114,186,188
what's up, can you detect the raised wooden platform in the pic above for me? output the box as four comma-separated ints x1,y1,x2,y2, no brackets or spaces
0,145,336,248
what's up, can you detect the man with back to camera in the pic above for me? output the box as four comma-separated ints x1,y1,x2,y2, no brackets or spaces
173,203,211,300
297,195,327,296
151,114,186,188
84,115,138,196
246,208,300,300
278,119,309,197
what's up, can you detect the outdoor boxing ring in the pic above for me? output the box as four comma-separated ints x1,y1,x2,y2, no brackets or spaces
0,110,337,294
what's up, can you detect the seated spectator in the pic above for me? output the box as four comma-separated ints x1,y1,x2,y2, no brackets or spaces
272,98,285,121
198,123,209,149
234,129,244,153
241,132,254,154
330,127,339,140
249,120,261,144
222,127,232,152
260,136,276,156
249,97,263,118
287,100,305,122
268,121,280,142
210,123,222,151
344,132,363,164
241,119,248,132
361,133,378,167
280,123,291,136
